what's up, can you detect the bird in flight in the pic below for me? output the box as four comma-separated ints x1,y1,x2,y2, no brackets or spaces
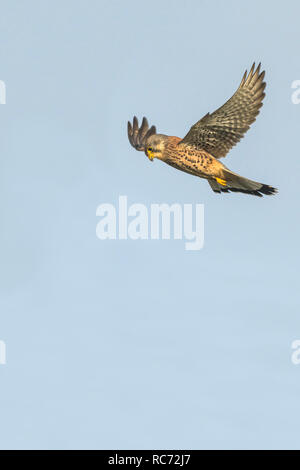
128,63,277,197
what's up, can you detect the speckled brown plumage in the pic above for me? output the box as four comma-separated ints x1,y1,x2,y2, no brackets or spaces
127,62,277,197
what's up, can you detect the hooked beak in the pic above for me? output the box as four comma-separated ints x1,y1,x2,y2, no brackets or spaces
146,149,154,161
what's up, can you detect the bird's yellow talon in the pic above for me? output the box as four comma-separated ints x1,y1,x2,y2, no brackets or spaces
216,177,227,186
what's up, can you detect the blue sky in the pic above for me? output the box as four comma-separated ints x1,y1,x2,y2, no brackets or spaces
0,0,299,450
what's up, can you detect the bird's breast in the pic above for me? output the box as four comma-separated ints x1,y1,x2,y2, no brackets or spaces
163,139,222,177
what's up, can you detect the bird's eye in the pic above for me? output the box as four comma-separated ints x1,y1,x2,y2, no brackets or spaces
148,147,153,152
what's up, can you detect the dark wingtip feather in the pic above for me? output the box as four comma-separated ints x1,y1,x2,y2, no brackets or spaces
127,116,157,151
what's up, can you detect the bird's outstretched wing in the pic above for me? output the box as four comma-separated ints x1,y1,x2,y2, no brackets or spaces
127,116,156,151
179,63,266,158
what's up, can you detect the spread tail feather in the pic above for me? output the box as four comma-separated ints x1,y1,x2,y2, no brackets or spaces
209,169,277,197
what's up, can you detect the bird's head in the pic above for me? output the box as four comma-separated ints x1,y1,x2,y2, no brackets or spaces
145,134,167,161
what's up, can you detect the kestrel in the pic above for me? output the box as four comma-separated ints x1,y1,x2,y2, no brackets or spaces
127,63,277,197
